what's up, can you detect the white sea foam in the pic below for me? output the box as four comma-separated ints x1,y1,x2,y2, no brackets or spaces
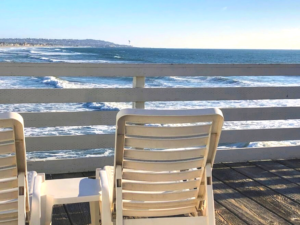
27,149,114,160
30,50,82,55
38,76,85,88
83,102,119,111
41,57,50,61
50,59,113,63
248,141,300,148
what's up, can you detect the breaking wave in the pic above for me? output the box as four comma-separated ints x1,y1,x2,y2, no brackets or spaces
83,102,119,111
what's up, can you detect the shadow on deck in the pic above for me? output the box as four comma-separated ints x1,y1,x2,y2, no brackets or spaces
47,159,300,225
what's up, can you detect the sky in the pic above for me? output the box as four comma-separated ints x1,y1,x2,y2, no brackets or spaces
1,0,300,49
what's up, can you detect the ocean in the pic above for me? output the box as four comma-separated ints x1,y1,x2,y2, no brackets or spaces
1,47,300,160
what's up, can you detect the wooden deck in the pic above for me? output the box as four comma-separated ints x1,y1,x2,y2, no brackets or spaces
47,159,300,225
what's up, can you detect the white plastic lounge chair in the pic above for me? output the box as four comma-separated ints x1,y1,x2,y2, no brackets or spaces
0,112,43,225
99,108,223,225
0,112,101,225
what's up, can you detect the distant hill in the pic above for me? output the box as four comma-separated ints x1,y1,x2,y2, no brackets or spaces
0,38,131,47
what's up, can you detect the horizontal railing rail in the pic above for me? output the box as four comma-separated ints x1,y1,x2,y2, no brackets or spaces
23,128,300,152
1,63,300,76
1,87,300,103
1,63,300,173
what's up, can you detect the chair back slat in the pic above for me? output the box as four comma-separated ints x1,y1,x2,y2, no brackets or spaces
125,124,211,137
0,168,17,180
0,144,16,155
123,169,202,182
0,156,16,168
123,179,200,191
0,179,18,191
124,148,206,161
125,136,209,149
0,131,14,142
123,207,197,218
123,198,199,210
123,189,197,201
0,190,18,202
0,210,18,222
123,158,204,171
0,218,18,225
0,200,18,212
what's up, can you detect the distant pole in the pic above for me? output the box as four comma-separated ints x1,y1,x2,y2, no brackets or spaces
128,40,131,45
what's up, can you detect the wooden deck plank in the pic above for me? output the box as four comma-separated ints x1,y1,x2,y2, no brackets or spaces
214,164,300,224
226,162,300,204
52,205,71,225
277,159,300,171
216,215,228,225
214,201,247,225
212,176,288,224
254,161,300,186
64,203,91,225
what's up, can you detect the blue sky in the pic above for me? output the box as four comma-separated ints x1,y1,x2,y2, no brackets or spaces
1,0,300,49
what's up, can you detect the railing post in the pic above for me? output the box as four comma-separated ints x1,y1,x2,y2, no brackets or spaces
132,76,145,109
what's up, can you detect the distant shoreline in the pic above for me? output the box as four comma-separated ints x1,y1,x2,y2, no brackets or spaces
0,45,132,48
0,45,61,48
0,38,131,48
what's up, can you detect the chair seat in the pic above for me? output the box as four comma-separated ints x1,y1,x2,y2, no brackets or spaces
41,177,101,204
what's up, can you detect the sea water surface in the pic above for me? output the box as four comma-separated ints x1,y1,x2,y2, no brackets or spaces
0,47,300,159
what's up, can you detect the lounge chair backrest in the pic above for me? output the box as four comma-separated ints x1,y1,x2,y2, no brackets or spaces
0,113,29,224
114,108,223,217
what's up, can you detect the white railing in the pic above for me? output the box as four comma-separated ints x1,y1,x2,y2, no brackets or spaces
1,63,300,173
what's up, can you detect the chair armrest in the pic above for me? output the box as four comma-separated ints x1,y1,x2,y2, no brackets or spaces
99,169,113,225
30,174,44,225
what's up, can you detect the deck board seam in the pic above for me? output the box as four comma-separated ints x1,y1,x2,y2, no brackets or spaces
213,198,251,225
251,161,300,187
275,159,300,171
63,204,73,225
215,164,294,224
213,176,262,225
216,209,244,225
224,163,300,206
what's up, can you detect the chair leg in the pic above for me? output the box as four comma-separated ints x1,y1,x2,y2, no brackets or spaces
116,166,123,225
100,169,113,225
90,201,100,225
206,183,215,225
205,163,215,225
41,195,54,225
